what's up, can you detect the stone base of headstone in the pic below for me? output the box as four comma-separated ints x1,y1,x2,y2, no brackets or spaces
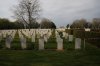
39,38,44,50
68,35,73,42
75,38,81,49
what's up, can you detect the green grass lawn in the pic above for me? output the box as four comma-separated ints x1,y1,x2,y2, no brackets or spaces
0,33,100,66
0,44,100,66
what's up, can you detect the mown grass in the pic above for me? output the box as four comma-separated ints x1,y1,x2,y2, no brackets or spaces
0,45,100,66
0,33,100,66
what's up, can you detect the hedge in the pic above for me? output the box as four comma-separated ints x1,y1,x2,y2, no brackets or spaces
85,31,100,38
73,29,100,39
73,30,85,38
65,29,73,35
73,29,100,48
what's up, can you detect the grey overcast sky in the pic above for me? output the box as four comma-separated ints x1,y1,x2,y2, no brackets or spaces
0,0,100,27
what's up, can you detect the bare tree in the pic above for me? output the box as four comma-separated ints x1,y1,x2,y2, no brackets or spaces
13,0,41,29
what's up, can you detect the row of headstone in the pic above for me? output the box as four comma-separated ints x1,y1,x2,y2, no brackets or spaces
21,29,52,43
0,29,82,50
18,29,51,50
38,30,64,50
0,30,16,38
32,29,81,50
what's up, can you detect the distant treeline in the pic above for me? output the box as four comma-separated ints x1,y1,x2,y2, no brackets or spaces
0,18,100,30
0,18,56,29
66,18,100,29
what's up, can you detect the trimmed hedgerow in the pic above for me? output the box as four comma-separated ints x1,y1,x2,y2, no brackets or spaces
85,31,100,38
65,29,74,35
73,30,85,39
73,29,100,38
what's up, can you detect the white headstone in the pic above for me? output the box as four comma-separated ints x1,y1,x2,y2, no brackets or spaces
39,37,44,50
5,35,12,49
68,35,73,42
75,38,81,49
21,37,27,49
65,33,68,39
56,34,63,50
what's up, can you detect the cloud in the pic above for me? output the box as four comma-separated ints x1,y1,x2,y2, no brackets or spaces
40,0,100,27
0,0,17,20
0,0,100,27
